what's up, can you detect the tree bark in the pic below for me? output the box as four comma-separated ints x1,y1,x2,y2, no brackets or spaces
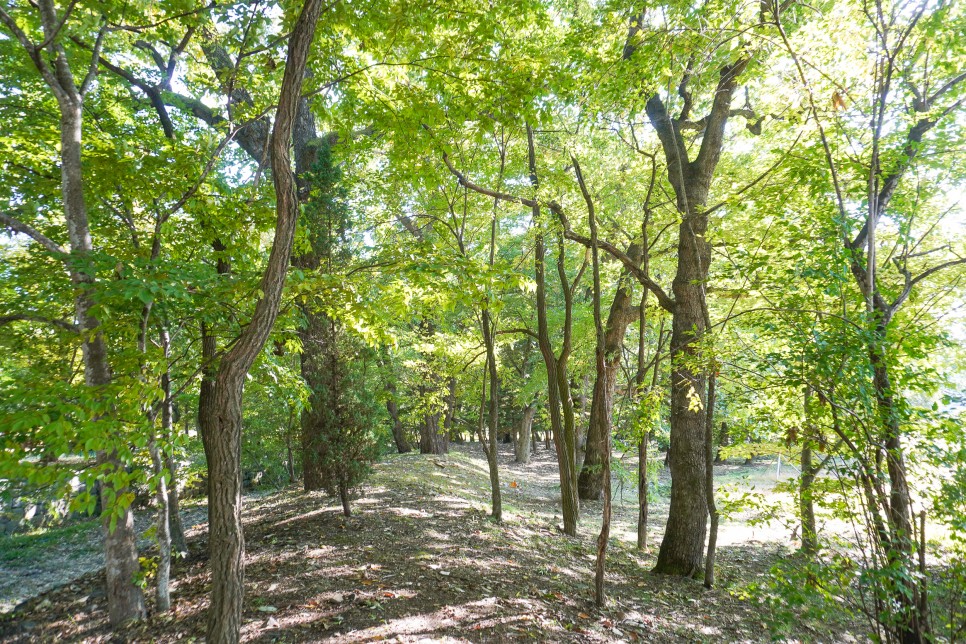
800,388,818,556
579,243,643,500
528,126,579,535
481,309,503,521
515,403,535,464
645,58,748,578
199,3,324,640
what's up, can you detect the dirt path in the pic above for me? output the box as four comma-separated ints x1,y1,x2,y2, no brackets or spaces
0,506,209,613
1,444,862,642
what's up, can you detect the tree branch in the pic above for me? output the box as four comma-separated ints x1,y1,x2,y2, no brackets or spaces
443,151,676,313
0,212,67,255
0,314,79,333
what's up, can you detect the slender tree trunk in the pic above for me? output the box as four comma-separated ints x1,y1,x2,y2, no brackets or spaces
285,408,297,484
528,126,579,535
703,373,719,588
147,425,171,612
800,388,818,556
61,83,145,628
165,449,188,558
579,244,643,500
870,325,927,642
481,308,503,521
574,157,613,607
200,4,323,639
638,318,664,550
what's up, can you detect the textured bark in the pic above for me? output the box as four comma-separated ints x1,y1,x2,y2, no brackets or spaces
579,243,643,500
420,409,448,454
643,58,748,578
148,326,175,612
515,404,536,464
200,3,324,640
576,156,613,608
147,428,171,612
481,309,503,521
385,394,411,453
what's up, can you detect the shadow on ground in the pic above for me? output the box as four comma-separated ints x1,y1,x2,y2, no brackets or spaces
0,444,862,642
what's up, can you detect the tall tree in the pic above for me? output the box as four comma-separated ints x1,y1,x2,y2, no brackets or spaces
0,1,146,625
198,0,325,639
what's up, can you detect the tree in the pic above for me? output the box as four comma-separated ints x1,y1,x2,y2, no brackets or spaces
0,1,147,625
198,1,325,639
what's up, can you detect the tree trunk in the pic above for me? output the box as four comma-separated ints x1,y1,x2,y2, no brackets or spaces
420,409,447,454
703,373,719,588
574,156,613,607
529,126,579,535
653,218,710,576
481,309,503,521
147,427,171,612
26,26,149,622
870,327,927,642
579,244,643,500
162,407,188,558
515,404,535,464
800,388,818,556
645,57,748,574
385,388,411,453
339,481,351,517
715,422,729,464
62,87,145,628
200,4,323,639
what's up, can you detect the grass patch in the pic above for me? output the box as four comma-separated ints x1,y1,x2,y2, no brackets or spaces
0,519,98,564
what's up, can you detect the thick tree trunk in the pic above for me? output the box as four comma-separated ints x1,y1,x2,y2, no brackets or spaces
645,58,748,576
579,244,643,500
653,217,710,576
339,481,351,517
420,410,448,454
201,4,323,639
515,404,535,464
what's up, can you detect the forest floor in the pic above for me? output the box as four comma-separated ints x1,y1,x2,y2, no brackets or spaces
0,443,867,643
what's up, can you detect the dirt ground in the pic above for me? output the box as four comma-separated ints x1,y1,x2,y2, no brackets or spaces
0,443,865,642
